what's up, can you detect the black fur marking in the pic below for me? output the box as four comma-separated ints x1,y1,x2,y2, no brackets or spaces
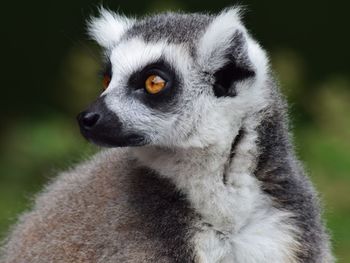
223,128,245,184
254,103,327,262
78,97,148,147
229,128,245,160
213,32,255,98
128,166,197,262
128,58,182,112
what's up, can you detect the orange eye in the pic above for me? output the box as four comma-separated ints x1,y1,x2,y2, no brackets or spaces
145,75,166,94
102,74,111,90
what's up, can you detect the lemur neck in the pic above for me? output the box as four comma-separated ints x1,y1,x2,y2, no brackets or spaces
132,117,262,230
133,128,248,185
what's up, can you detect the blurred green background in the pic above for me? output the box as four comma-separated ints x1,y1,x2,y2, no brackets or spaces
0,0,349,261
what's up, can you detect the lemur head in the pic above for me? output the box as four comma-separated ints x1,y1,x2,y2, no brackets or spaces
77,7,269,148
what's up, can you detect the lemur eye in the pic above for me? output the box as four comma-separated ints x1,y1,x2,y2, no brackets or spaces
145,75,166,94
102,74,111,90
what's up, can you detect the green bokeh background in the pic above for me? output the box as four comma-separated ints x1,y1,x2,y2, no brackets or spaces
1,0,349,261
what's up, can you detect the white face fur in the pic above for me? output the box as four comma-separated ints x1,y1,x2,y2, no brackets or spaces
78,8,269,150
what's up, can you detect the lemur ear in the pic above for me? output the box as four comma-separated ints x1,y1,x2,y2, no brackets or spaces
197,8,257,97
87,8,134,49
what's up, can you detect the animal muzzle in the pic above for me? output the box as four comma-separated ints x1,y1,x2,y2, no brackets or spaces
77,97,146,147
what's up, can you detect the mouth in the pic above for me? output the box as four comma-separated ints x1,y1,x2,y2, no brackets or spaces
79,128,147,148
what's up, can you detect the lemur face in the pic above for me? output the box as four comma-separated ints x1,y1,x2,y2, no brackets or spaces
77,8,268,148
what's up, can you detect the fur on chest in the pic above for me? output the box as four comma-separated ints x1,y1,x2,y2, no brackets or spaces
186,172,301,263
193,205,300,263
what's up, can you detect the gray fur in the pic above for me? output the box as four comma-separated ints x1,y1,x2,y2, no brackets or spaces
1,150,197,262
0,9,333,263
124,13,212,53
253,80,333,262
253,81,333,262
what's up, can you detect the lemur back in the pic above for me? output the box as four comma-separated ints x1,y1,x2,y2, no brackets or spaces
1,150,198,262
0,8,333,263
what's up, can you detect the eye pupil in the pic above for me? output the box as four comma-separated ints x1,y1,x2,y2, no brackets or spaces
145,75,166,94
102,75,111,90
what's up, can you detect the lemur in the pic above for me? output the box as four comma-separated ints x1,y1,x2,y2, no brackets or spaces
0,7,333,263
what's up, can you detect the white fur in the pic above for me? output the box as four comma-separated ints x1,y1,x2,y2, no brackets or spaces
196,7,269,103
197,7,246,72
87,8,134,49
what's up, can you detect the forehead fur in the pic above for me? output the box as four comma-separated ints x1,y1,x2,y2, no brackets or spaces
125,13,212,47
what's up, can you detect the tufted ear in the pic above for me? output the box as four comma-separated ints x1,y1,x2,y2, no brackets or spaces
87,8,134,49
197,8,257,97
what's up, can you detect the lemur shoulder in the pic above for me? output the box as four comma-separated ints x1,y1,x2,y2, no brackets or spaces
1,7,333,263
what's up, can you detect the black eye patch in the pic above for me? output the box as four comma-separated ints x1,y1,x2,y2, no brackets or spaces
127,59,182,111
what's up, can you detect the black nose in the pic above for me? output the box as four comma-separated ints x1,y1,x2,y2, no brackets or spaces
77,111,100,130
